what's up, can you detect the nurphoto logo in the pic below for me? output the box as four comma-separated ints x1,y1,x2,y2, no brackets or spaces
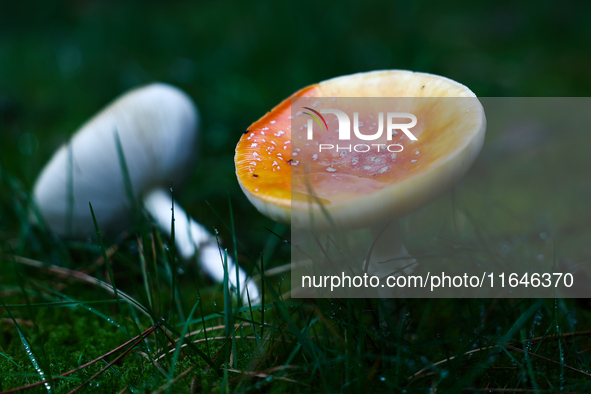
302,107,418,153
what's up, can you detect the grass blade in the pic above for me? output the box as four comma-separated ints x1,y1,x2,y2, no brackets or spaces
89,202,132,335
168,299,199,379
1,299,52,393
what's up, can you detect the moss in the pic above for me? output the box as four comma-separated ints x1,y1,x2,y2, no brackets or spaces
2,1,591,392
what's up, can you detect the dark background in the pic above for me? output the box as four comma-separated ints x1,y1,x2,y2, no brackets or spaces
1,0,590,253
2,1,591,391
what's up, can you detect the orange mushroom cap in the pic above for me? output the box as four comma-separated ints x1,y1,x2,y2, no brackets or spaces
235,70,486,230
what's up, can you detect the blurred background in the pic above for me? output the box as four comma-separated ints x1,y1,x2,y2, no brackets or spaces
2,1,591,391
1,0,590,255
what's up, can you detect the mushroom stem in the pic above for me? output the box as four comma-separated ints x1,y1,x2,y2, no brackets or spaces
365,220,416,278
143,188,260,303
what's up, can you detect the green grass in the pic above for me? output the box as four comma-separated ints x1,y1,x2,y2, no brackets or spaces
2,149,591,392
2,0,591,392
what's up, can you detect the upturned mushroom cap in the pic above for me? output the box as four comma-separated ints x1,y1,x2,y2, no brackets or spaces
33,83,198,236
235,70,486,230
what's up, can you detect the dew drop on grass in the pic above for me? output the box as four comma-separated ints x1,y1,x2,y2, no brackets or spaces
18,329,51,391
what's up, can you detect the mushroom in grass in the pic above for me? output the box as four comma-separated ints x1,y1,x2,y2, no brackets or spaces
33,83,259,303
235,70,486,289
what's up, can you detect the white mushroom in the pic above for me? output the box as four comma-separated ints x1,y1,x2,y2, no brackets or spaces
33,83,259,303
